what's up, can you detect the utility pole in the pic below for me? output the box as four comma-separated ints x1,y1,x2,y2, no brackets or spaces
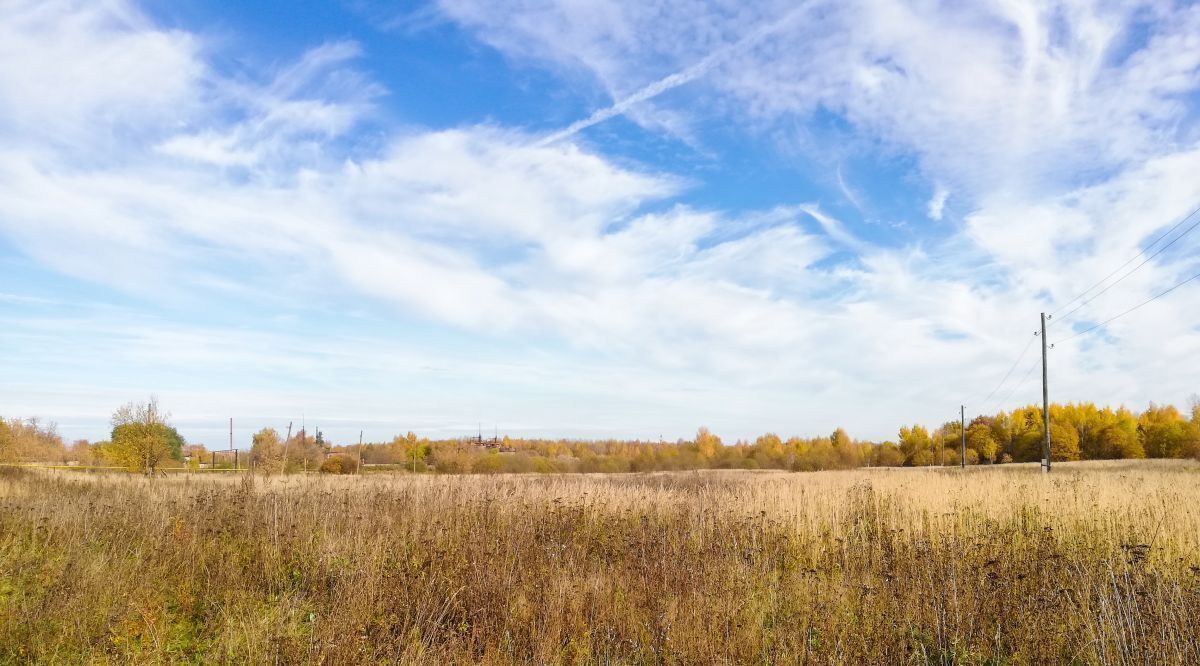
1040,312,1052,473
283,421,292,474
960,405,966,470
358,430,364,475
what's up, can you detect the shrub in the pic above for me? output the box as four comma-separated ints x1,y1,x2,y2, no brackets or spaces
319,453,358,474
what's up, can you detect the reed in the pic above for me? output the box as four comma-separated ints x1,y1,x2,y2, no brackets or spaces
1,461,1198,663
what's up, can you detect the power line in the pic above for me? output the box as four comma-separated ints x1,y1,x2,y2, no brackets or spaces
1051,203,1200,325
974,332,1037,408
1053,268,1200,346
1049,202,1200,316
971,204,1198,418
988,355,1041,414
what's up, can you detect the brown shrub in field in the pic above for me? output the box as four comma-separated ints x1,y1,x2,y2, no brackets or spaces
319,453,359,475
1,462,1198,663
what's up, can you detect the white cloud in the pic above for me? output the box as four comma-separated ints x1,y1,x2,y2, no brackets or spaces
0,0,202,149
927,184,948,221
438,0,1200,387
2,0,1200,442
443,0,1200,197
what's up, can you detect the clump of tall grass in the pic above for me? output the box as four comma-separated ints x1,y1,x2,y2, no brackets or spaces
1,463,1198,663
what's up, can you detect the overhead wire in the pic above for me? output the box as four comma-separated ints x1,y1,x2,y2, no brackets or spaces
1050,203,1200,326
988,355,1041,415
965,202,1200,420
1053,268,1200,346
973,332,1037,409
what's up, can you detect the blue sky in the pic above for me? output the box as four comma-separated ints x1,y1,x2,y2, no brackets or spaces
2,0,1199,447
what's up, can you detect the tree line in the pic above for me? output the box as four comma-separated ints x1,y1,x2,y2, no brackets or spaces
3,398,1198,474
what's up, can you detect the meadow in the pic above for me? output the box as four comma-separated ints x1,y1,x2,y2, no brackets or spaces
1,461,1198,664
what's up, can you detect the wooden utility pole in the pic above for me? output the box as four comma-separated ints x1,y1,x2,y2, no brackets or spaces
960,405,966,469
1040,312,1052,473
358,430,364,475
283,421,292,474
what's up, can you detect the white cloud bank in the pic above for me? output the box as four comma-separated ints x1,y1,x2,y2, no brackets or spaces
1,0,1200,442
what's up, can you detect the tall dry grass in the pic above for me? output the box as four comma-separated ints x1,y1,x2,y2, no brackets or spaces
1,461,1198,663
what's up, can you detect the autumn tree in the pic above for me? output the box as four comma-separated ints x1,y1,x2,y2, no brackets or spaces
388,432,430,472
0,417,65,463
873,441,905,466
1139,404,1200,458
695,427,722,460
830,428,851,449
250,427,285,474
319,453,358,474
966,423,998,463
284,428,329,472
1097,423,1144,459
1006,406,1046,462
0,418,10,463
68,439,95,465
1049,422,1081,461
752,433,785,467
898,425,932,465
108,398,181,474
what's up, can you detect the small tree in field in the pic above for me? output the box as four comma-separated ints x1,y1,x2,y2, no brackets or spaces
250,428,285,474
109,398,179,474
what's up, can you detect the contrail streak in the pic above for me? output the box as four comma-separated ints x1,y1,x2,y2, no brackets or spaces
537,4,814,146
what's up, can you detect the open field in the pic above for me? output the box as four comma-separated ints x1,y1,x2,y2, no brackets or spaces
2,462,1199,664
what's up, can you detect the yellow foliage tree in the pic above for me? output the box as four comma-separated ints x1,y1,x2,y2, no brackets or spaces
108,398,177,474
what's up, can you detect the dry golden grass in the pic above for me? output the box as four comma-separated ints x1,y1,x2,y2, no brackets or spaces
1,461,1199,664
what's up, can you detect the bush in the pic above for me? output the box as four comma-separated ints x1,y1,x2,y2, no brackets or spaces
472,453,504,474
319,453,358,474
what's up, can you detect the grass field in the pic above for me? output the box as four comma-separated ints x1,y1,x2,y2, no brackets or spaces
2,461,1199,664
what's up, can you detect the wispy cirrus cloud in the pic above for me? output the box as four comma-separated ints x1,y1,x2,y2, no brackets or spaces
2,0,1200,444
